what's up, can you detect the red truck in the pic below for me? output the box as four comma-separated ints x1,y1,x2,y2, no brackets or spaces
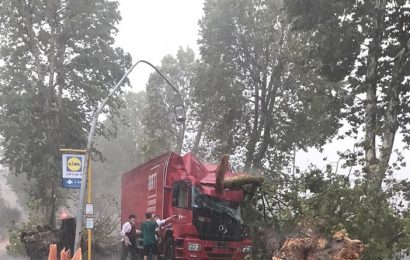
121,152,253,259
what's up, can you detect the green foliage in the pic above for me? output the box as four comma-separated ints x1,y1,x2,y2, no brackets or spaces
141,47,198,160
6,227,26,256
198,0,345,170
275,1,410,256
92,194,121,256
246,164,410,259
284,0,410,185
5,208,46,257
0,0,131,225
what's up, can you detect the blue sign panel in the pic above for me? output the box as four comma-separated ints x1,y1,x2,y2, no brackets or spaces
62,178,82,189
62,154,85,189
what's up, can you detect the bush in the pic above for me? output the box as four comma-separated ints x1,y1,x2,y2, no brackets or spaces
5,226,27,256
92,194,121,257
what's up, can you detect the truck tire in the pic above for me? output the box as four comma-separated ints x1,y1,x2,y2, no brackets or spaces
164,236,175,260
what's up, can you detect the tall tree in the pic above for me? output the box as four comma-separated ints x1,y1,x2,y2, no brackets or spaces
0,0,131,226
140,47,198,161
197,0,344,172
280,1,410,258
284,0,410,190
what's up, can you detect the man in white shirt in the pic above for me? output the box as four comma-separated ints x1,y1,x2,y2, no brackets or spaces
120,214,141,260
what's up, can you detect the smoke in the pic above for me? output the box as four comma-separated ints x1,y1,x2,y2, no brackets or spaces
0,172,20,209
0,240,27,260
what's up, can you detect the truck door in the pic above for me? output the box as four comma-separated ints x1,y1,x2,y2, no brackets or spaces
172,181,192,223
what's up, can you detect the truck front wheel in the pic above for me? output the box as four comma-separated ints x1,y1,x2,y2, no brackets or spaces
164,236,175,260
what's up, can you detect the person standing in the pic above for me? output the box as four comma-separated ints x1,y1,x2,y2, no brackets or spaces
152,214,177,244
120,214,139,260
141,212,159,260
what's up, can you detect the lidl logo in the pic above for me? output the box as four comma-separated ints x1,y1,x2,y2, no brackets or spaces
62,154,85,189
62,154,85,178
67,157,82,172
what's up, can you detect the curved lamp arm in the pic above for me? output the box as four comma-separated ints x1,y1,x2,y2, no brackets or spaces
74,60,181,251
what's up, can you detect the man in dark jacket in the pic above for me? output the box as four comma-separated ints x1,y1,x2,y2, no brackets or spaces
120,214,140,260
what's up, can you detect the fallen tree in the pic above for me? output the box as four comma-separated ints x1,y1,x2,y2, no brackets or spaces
215,156,365,259
223,174,264,189
271,230,365,260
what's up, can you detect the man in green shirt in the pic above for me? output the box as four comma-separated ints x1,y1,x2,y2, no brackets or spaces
141,212,159,260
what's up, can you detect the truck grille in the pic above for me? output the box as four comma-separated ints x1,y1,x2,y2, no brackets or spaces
193,208,244,242
207,253,234,258
205,246,234,252
216,241,229,248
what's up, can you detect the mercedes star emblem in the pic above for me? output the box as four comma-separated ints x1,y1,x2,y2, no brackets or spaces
218,225,228,234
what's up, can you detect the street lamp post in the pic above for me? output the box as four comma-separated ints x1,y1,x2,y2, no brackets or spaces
73,60,185,252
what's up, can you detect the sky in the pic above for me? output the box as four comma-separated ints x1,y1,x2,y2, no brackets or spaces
115,0,204,92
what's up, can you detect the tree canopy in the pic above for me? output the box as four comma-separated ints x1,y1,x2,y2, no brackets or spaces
284,0,410,189
0,0,131,226
196,0,345,172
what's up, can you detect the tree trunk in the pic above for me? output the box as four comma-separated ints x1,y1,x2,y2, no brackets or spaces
176,122,186,153
192,121,204,155
244,82,261,171
272,231,364,260
252,59,284,170
251,25,288,171
364,0,385,188
376,38,410,187
49,184,57,228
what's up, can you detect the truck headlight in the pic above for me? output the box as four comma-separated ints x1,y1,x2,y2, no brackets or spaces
242,245,252,253
188,242,201,251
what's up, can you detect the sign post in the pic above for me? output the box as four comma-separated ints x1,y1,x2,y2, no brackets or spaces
60,149,92,260
86,160,93,260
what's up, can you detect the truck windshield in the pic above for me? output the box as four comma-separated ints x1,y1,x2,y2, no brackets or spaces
192,187,241,222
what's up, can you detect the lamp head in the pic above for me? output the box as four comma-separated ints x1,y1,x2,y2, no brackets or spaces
174,93,186,123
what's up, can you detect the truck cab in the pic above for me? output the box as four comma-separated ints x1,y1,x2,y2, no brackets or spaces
121,152,254,259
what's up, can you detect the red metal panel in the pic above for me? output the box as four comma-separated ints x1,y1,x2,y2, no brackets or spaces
171,208,196,238
121,166,150,225
121,152,175,226
182,152,209,181
147,162,166,219
164,153,188,187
